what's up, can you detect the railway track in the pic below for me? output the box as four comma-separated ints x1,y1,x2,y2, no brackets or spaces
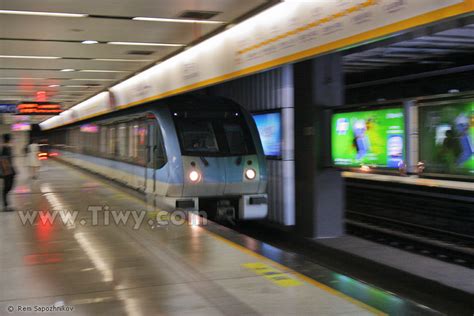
346,210,474,269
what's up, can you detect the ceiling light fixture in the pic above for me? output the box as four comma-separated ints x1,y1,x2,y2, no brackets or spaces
93,58,152,62
48,84,60,88
80,69,129,73
0,55,61,59
61,69,76,72
64,85,99,88
133,17,224,24
0,10,87,18
81,40,99,44
107,41,185,47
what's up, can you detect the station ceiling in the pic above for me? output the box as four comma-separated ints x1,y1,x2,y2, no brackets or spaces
0,0,275,121
344,16,474,89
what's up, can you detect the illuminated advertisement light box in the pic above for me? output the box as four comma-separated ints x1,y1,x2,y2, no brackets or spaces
252,112,282,158
11,122,31,131
419,102,473,176
80,124,99,133
0,103,17,113
332,107,405,168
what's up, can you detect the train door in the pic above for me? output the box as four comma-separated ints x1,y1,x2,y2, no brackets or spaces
144,117,158,193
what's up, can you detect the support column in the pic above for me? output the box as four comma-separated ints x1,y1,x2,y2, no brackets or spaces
404,100,418,174
294,53,345,238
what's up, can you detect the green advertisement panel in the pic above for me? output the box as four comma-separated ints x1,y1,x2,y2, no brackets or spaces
332,108,405,168
419,102,474,176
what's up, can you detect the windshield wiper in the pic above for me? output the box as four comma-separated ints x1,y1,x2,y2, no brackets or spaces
199,156,209,166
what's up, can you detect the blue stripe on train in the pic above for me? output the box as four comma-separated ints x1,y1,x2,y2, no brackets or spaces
57,150,176,183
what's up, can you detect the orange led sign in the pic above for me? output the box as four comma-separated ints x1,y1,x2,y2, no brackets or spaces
17,102,62,115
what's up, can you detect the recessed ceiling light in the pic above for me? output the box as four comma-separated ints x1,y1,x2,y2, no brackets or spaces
81,40,99,45
48,84,60,88
61,69,76,72
0,55,61,59
80,69,129,73
93,58,152,62
133,17,224,24
0,10,87,18
107,41,185,47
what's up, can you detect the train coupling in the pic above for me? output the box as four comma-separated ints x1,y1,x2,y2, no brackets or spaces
216,200,236,225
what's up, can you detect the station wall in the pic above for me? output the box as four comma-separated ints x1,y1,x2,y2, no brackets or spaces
207,65,295,226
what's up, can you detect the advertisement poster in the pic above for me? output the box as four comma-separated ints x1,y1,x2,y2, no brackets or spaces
253,112,282,157
419,102,474,176
332,108,405,168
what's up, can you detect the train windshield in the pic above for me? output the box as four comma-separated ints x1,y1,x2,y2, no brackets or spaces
173,110,256,156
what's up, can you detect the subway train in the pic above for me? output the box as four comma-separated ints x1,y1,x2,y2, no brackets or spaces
44,95,268,220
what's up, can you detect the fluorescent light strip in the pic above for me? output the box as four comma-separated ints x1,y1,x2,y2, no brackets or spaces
0,55,61,59
64,85,101,88
133,17,224,24
70,78,115,81
107,41,185,47
80,69,129,73
93,58,152,62
0,77,47,80
0,10,87,18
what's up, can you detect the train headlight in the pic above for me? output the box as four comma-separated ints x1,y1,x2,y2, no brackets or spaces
245,168,256,180
189,170,201,182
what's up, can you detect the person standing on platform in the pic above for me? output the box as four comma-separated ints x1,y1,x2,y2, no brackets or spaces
27,139,41,179
1,134,16,212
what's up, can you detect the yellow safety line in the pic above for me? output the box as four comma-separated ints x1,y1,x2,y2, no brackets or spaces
242,262,303,287
205,229,387,316
43,0,474,131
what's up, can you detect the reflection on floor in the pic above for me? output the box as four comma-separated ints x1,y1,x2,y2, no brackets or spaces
0,159,425,315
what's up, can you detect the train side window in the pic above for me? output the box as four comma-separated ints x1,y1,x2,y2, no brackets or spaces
100,126,107,155
118,123,128,158
136,121,147,166
108,127,116,156
128,123,136,159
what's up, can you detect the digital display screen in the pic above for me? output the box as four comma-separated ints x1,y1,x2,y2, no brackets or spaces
419,102,473,176
252,112,282,157
17,103,62,115
332,107,405,168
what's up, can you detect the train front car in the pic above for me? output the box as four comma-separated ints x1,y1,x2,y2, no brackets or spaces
162,95,268,221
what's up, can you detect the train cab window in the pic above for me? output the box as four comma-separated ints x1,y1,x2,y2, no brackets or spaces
223,122,248,155
177,121,219,154
173,109,255,156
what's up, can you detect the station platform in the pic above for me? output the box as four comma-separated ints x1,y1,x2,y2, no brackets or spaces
342,172,474,192
0,159,442,316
